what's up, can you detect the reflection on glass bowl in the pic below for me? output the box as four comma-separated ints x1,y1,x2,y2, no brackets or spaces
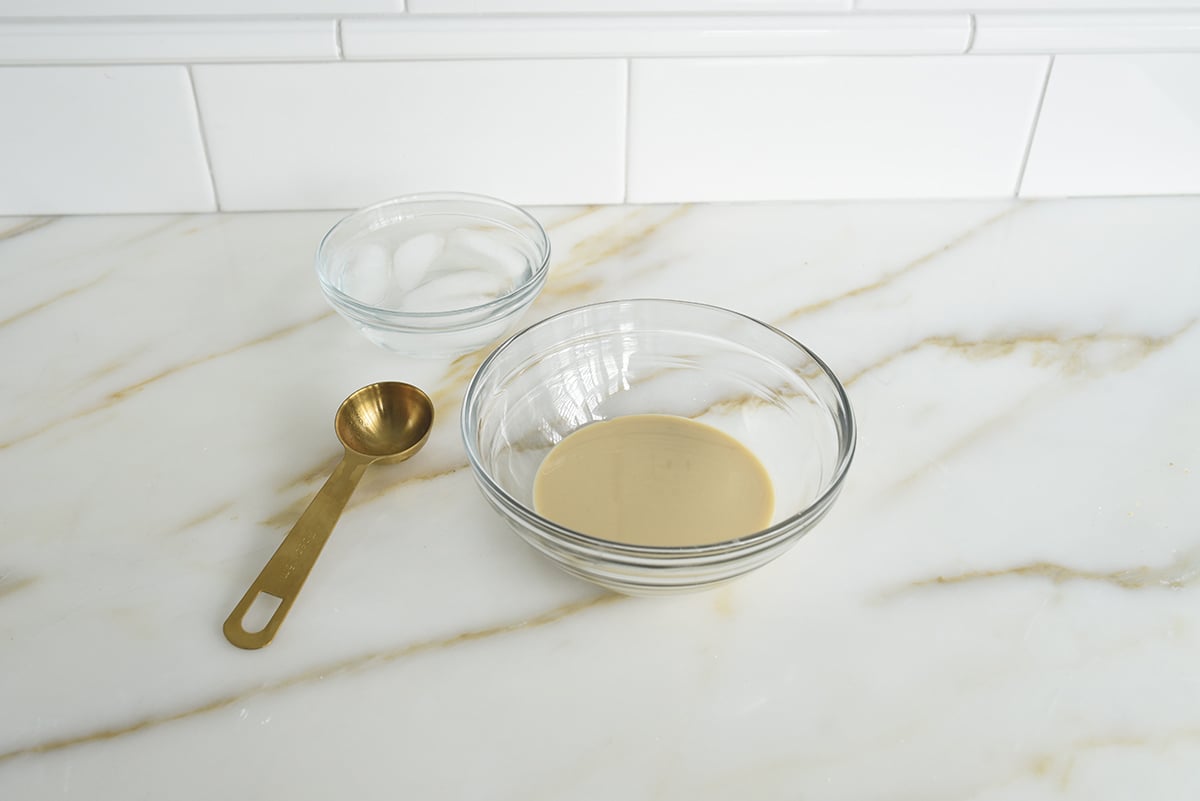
315,192,550,358
461,299,856,595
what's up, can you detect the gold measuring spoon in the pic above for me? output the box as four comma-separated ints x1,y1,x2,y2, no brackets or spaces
224,382,434,650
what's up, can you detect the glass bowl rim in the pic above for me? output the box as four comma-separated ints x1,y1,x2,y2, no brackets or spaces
460,297,857,557
315,191,552,322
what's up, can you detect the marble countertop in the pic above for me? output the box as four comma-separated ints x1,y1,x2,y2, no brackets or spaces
1,198,1198,799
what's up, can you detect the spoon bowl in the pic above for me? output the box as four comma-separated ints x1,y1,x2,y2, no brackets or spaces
337,382,434,460
224,382,434,649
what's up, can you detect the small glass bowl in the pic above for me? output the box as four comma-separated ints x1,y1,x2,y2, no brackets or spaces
315,192,551,358
461,299,856,595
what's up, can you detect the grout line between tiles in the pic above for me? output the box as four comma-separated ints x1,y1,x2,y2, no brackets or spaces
185,65,222,212
621,57,633,204
965,13,977,53
1013,55,1055,198
335,18,345,60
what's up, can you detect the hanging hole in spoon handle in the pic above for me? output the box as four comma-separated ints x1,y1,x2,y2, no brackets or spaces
224,451,373,650
223,381,434,650
224,589,288,650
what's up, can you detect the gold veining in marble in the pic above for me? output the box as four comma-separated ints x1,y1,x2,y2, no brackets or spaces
773,203,1028,327
356,460,471,506
429,347,493,413
268,416,456,527
0,273,109,332
275,454,341,495
1,196,1197,801
1026,729,1200,790
170,502,235,536
0,574,38,600
104,215,191,251
0,216,57,242
259,495,315,531
845,326,1196,388
544,205,600,231
887,392,1041,495
880,321,1197,493
540,276,604,300
109,311,336,402
0,309,335,452
908,548,1200,593
692,388,800,420
540,206,691,300
712,587,736,618
268,454,362,528
261,460,471,530
0,592,621,764
79,347,149,385
32,216,190,276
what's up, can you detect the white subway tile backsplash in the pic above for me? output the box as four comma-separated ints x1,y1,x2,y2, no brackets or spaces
0,0,399,15
407,0,848,12
0,6,1195,213
0,66,214,215
1021,54,1200,196
192,61,626,211
626,56,1049,203
342,14,970,59
860,1,1200,8
0,20,338,65
973,12,1200,52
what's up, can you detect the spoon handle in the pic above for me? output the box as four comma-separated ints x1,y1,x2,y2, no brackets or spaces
224,451,371,650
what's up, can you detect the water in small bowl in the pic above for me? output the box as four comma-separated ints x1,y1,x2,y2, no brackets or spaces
316,193,551,358
333,218,534,314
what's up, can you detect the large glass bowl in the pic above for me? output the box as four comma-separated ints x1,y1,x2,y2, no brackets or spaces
315,192,550,358
461,299,856,595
